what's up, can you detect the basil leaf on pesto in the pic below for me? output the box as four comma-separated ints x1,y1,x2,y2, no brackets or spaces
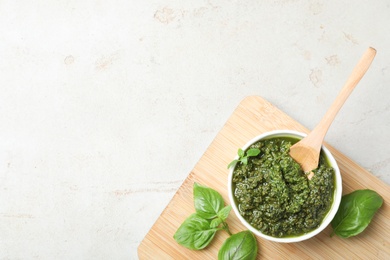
331,189,383,238
240,156,248,165
218,231,258,260
173,213,218,250
238,148,245,157
246,148,260,157
228,159,239,169
228,148,261,169
194,183,224,219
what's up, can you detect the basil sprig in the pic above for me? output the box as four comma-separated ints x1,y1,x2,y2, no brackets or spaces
174,183,258,259
228,148,260,169
331,189,383,238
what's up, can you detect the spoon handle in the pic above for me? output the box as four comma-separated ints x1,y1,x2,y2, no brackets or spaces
310,47,377,149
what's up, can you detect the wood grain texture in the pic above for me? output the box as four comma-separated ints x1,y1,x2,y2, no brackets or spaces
138,96,390,259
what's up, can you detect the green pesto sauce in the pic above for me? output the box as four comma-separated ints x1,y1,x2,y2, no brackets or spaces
232,137,335,238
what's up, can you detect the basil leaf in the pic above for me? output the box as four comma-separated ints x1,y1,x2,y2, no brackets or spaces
331,189,383,238
194,183,224,219
240,157,248,165
228,159,239,169
246,148,260,157
173,213,218,250
217,205,232,221
238,148,245,157
210,217,223,228
218,231,258,260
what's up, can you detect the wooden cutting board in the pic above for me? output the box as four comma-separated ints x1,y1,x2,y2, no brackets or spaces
138,96,390,259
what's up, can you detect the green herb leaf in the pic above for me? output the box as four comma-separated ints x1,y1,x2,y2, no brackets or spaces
217,205,232,221
218,230,258,260
331,189,383,238
228,148,260,168
173,213,218,250
227,159,239,169
246,148,260,157
194,183,224,219
210,217,223,228
240,156,248,165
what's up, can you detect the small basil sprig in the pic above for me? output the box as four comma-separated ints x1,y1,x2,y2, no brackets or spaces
174,183,258,259
331,189,383,238
228,148,260,169
194,183,232,235
218,231,258,260
174,183,233,249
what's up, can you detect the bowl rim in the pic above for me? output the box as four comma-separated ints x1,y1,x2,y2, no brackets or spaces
227,130,342,243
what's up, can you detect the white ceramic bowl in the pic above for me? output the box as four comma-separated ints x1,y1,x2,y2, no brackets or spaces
228,130,342,243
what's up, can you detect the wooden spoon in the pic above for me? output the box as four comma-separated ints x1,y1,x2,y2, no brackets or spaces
289,47,377,180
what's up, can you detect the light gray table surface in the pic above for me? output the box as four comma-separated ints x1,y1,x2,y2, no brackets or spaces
1,1,389,259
